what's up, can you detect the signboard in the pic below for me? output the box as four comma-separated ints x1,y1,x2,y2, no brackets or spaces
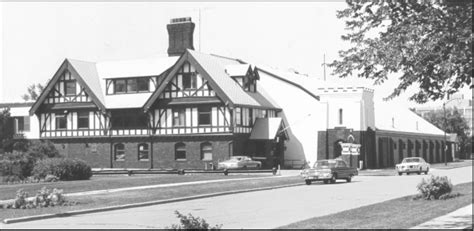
341,143,361,155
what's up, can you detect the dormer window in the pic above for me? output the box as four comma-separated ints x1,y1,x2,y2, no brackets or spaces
107,77,152,95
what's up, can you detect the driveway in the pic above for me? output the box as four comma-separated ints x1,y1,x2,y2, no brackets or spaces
2,166,472,229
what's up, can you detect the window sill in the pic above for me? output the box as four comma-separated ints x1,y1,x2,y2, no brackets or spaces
175,159,187,161
139,159,150,162
114,160,125,162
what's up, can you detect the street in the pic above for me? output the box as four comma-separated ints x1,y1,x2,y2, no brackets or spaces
2,166,472,229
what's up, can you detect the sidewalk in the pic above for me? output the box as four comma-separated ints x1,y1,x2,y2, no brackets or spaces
411,204,473,229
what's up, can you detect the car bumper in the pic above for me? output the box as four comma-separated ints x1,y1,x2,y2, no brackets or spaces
304,174,332,181
397,167,421,173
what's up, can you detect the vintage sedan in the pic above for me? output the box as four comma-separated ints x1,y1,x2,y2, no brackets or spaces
302,159,358,185
396,157,430,175
217,156,262,170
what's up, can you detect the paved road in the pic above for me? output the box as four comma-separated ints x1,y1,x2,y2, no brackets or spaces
2,166,472,229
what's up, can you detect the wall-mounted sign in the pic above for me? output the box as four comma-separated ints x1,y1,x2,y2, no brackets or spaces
341,143,361,155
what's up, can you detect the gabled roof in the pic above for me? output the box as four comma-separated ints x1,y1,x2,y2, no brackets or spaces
374,101,445,136
225,64,251,77
144,49,280,111
29,59,107,115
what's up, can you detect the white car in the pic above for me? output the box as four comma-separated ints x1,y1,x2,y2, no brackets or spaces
396,157,430,175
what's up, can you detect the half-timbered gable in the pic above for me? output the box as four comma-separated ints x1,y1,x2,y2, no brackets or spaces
159,61,217,99
44,70,92,104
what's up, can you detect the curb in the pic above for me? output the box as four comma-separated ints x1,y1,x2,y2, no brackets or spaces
3,182,304,224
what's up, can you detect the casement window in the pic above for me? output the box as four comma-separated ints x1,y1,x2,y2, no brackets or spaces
248,109,253,126
138,143,149,161
137,78,149,92
182,73,197,89
109,77,151,94
173,108,185,127
127,79,138,92
114,79,126,93
15,116,30,132
175,143,186,160
64,80,76,96
77,112,89,129
55,114,67,130
114,143,125,161
198,106,211,125
235,107,242,125
339,109,343,125
201,142,213,161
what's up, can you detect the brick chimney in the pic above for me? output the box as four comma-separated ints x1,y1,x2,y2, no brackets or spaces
167,17,195,56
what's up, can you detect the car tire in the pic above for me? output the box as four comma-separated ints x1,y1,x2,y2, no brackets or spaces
330,174,336,184
398,172,402,176
242,166,247,170
256,164,261,169
305,180,312,185
323,180,328,184
418,168,422,175
406,172,410,175
346,175,353,183
425,167,429,175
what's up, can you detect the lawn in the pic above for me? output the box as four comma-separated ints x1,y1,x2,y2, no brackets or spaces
0,175,302,221
278,182,473,229
0,173,275,200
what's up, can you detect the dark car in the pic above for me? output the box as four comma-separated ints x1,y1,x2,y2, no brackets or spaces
301,159,358,185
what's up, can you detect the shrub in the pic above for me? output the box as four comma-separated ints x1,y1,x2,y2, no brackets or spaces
44,174,59,182
3,187,70,209
416,175,453,200
33,158,92,181
27,140,61,160
0,151,35,180
166,211,222,230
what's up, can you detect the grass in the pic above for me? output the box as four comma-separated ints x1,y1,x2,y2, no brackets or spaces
0,173,274,200
278,182,473,229
0,175,302,221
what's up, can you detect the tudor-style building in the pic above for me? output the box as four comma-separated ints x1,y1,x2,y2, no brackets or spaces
28,17,287,169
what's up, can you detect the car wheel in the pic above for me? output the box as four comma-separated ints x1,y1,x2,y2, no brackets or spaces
305,180,312,185
323,180,328,184
406,172,410,175
256,164,261,169
330,174,336,184
346,175,353,183
242,166,247,170
417,168,422,175
398,172,402,176
425,167,429,174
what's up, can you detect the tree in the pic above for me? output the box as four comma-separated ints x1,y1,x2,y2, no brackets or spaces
22,83,46,101
0,108,14,151
421,108,471,158
330,0,472,103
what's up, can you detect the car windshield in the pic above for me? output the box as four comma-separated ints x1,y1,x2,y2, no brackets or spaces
313,160,336,169
402,158,420,163
229,157,244,162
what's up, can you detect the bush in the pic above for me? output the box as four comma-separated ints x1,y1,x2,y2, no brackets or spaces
33,158,92,181
3,187,71,209
0,151,35,180
416,175,453,200
27,140,61,160
166,211,222,230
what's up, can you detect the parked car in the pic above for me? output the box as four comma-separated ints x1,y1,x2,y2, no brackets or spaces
302,159,358,185
217,156,262,170
396,157,430,175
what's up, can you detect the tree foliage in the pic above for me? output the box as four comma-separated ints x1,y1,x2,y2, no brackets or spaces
0,108,13,150
421,107,470,155
330,0,472,103
22,83,45,101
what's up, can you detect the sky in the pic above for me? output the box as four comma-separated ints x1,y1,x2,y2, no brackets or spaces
1,1,471,108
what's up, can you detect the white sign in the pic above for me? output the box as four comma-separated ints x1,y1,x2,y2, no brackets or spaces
341,143,361,155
